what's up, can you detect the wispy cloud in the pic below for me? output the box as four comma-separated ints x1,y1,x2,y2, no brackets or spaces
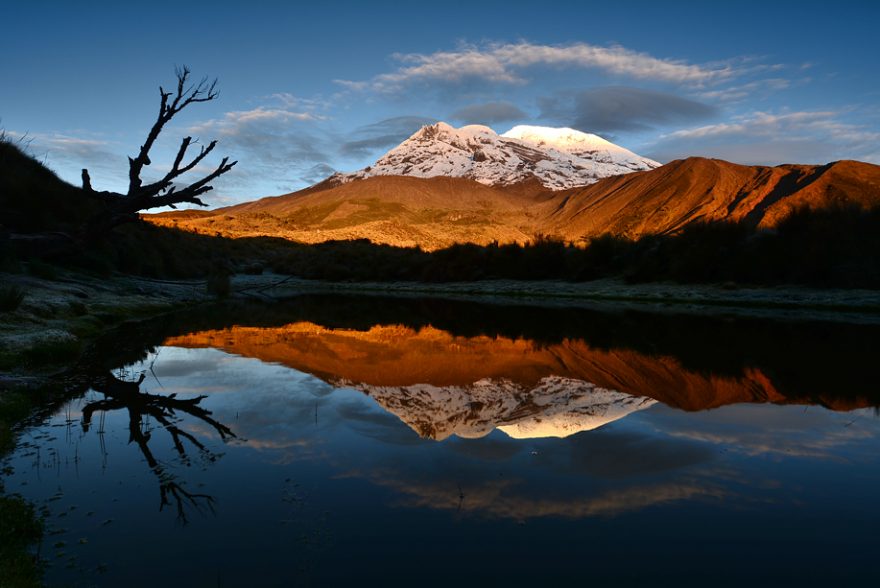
450,101,528,125
5,130,126,190
189,106,324,135
365,469,723,520
7,130,118,164
186,104,336,196
337,41,739,94
298,163,337,185
649,109,880,164
664,110,880,143
697,78,792,102
649,405,879,461
267,92,331,112
540,86,718,134
339,115,436,158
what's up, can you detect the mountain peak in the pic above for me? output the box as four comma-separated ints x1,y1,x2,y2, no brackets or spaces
409,121,496,144
503,125,619,152
340,122,660,190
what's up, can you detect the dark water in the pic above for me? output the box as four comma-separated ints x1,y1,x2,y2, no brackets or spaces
4,296,880,586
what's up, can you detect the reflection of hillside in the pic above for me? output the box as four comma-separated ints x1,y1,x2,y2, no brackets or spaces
164,321,872,436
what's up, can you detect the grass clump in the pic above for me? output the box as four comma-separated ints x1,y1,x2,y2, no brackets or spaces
6,338,83,372
0,493,44,588
0,385,45,587
26,260,59,280
206,268,232,299
0,285,24,312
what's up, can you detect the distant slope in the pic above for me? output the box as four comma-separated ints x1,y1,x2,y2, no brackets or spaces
147,157,880,249
149,175,551,249
539,158,880,240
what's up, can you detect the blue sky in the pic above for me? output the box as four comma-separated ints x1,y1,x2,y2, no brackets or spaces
2,0,879,205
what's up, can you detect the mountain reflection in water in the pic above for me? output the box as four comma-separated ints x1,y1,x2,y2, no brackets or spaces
5,295,880,586
163,312,877,440
166,323,667,440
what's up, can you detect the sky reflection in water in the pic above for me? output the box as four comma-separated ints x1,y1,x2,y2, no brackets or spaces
5,313,880,586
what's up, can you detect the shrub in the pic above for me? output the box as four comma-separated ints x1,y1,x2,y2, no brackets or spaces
0,493,44,588
26,260,59,280
206,269,232,298
0,285,24,312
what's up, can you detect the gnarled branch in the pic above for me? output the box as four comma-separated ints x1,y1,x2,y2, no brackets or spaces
82,66,236,235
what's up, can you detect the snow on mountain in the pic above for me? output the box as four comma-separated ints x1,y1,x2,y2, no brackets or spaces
502,125,653,164
341,375,657,440
336,122,660,190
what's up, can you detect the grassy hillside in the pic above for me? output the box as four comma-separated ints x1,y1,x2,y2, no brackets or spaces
148,157,880,248
0,138,101,232
262,206,880,288
0,139,296,279
3,137,879,288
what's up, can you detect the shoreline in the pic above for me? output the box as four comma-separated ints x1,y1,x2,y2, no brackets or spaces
231,274,880,324
2,268,878,585
2,270,880,386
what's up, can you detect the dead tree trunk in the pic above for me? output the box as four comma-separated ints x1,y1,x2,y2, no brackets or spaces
81,66,236,237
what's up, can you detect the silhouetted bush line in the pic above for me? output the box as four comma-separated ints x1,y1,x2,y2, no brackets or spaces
0,139,284,279
0,285,25,312
11,202,880,289
267,206,880,288
75,294,880,405
4,138,879,288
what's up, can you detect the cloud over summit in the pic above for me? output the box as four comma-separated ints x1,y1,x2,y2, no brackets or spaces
337,41,737,94
540,86,718,133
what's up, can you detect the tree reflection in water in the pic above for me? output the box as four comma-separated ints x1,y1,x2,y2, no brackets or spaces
81,371,236,523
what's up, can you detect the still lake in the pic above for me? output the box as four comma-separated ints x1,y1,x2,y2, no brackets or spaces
4,295,880,586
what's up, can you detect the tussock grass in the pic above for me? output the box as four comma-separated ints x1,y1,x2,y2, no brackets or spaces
0,285,24,312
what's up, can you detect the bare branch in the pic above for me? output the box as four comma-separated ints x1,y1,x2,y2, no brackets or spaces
178,140,218,175
125,66,222,197
85,66,234,234
170,136,193,173
137,138,220,199
127,157,237,213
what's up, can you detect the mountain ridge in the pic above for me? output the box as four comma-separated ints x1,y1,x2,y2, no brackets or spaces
332,122,660,190
537,157,880,239
148,155,880,249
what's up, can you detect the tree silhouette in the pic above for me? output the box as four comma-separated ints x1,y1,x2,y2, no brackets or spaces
81,371,236,523
82,66,236,234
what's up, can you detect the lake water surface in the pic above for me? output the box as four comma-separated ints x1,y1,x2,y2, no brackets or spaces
4,296,880,586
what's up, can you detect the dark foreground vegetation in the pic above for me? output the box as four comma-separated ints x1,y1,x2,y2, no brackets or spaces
2,61,877,582
4,136,880,289
267,206,880,287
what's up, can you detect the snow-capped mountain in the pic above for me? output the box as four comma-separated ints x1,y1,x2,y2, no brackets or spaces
341,375,657,440
336,122,661,190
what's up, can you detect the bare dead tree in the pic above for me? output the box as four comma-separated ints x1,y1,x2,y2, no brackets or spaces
82,66,237,234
